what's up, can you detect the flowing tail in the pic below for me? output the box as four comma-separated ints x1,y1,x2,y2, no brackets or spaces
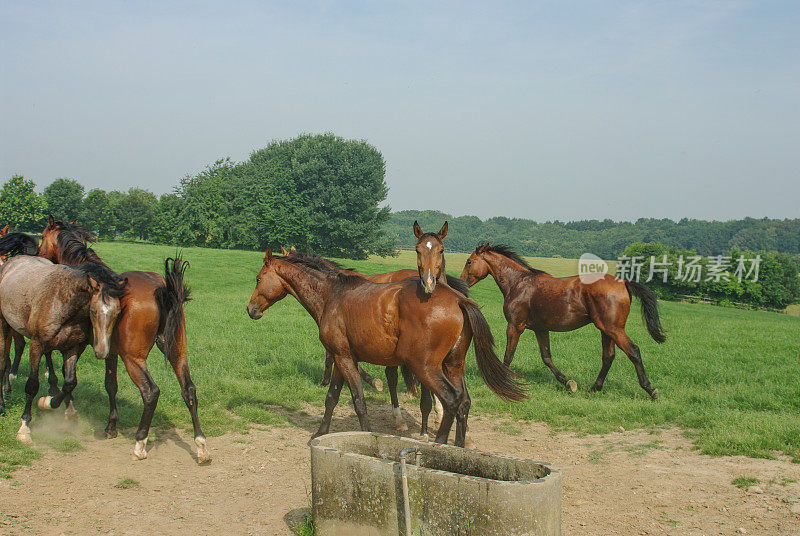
0,232,39,257
400,365,419,396
459,299,527,402
154,256,192,363
625,280,667,343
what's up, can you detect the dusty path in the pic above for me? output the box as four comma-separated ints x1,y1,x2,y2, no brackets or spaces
2,403,799,536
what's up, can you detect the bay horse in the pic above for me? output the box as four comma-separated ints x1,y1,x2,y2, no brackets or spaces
461,244,666,399
247,248,526,446
1,219,209,462
0,256,127,443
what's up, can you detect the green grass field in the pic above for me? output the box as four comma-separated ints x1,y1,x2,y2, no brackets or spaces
1,242,799,477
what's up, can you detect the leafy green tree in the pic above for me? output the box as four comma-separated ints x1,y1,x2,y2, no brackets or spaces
151,193,189,245
113,188,158,240
80,189,115,238
43,178,85,221
0,175,46,231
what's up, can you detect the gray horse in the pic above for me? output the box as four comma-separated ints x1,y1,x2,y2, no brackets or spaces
0,255,127,443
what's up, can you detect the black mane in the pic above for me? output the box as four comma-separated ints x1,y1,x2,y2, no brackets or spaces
74,263,128,300
280,251,366,287
52,221,107,267
0,232,39,257
479,244,548,275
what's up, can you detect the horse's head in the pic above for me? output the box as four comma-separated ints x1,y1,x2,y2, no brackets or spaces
461,243,491,287
85,268,127,359
247,248,288,320
38,215,60,261
413,220,448,295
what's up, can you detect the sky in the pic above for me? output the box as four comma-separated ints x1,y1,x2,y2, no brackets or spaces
1,1,798,222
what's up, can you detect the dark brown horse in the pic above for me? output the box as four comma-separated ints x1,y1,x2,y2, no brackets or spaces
0,256,127,442
1,219,209,462
461,244,665,399
247,249,525,446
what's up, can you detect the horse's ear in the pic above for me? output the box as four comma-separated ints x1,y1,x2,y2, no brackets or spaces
438,221,448,240
265,247,273,265
1,224,8,234
281,247,288,256
477,243,487,254
413,220,423,239
70,218,77,225
48,215,55,227
87,276,100,293
121,277,128,288
290,245,296,252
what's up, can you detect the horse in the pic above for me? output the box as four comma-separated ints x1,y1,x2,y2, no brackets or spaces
0,227,31,395
0,256,127,443
247,248,526,447
461,243,666,399
1,218,209,462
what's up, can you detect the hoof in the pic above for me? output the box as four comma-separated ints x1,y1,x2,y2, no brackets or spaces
64,402,79,420
132,438,148,460
418,433,429,442
650,388,659,400
566,380,578,393
372,379,384,392
195,437,212,465
105,430,118,439
37,396,53,411
396,422,409,432
17,422,32,443
464,439,476,449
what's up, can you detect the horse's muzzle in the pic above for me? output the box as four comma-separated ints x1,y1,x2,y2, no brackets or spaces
247,304,263,320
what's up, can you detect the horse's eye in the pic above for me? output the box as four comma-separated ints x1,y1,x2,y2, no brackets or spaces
466,260,472,265
256,277,261,283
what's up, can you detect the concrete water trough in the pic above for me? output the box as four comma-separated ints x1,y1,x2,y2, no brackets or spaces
310,432,561,536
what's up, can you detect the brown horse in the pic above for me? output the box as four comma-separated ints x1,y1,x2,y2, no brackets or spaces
0,256,127,442
247,248,525,447
29,219,209,462
461,244,665,399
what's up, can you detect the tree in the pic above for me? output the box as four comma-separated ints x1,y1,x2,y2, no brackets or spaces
43,178,85,221
80,189,115,238
113,188,158,240
151,193,189,245
0,175,46,231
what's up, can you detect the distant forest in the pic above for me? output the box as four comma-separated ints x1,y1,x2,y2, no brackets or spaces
387,210,800,260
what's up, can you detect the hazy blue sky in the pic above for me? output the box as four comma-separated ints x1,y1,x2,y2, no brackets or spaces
1,1,798,221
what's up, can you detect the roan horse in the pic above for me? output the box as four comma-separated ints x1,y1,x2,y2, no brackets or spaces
0,226,32,395
461,244,666,399
0,255,127,443
247,248,526,446
0,219,210,462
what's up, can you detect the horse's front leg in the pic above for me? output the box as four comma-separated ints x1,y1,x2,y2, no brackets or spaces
104,355,119,438
313,364,344,438
503,322,525,366
0,321,12,415
385,366,407,432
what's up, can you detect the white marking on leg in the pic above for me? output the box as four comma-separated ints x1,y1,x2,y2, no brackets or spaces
133,437,148,460
64,401,78,419
37,395,53,411
434,396,444,426
17,420,32,443
393,407,408,431
195,436,211,464
8,373,16,382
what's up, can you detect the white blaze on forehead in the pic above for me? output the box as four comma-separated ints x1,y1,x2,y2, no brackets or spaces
426,241,432,250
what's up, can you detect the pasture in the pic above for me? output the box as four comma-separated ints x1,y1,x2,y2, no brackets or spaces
1,241,799,480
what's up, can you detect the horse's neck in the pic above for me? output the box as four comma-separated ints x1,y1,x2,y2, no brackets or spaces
484,254,535,296
275,261,332,325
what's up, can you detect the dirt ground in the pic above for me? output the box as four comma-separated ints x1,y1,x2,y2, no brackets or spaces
2,402,800,536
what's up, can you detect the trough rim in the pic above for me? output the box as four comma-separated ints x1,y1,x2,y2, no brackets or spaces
310,431,561,487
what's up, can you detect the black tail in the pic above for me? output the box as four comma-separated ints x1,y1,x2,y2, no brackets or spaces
625,280,666,343
459,299,527,402
154,256,191,363
0,232,39,257
445,274,469,297
400,365,419,396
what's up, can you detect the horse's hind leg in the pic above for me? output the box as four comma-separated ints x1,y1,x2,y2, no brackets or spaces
17,340,43,443
535,330,577,392
0,321,12,415
385,366,407,432
313,364,345,438
104,355,119,438
590,332,616,392
320,352,333,386
338,358,371,432
5,331,24,394
167,352,210,463
122,354,160,460
358,365,383,392
419,386,432,439
608,329,658,400
37,347,82,413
